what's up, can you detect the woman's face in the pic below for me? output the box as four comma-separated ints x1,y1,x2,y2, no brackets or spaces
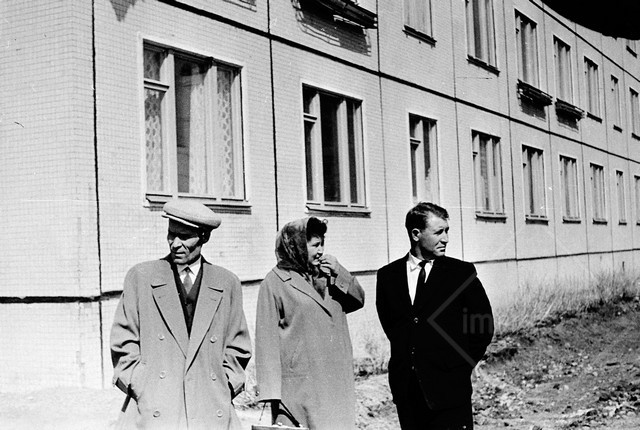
306,235,325,266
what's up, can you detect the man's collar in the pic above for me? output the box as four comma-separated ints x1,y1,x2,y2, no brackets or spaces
176,257,202,275
407,252,432,270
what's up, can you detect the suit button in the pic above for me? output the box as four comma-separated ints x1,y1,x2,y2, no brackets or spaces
210,372,217,381
210,335,218,343
153,410,161,417
413,317,419,323
158,333,165,340
216,409,223,418
159,371,166,379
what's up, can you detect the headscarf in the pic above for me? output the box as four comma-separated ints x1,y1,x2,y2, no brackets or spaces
275,217,327,277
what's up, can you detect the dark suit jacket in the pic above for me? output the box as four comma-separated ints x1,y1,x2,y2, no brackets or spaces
376,254,494,410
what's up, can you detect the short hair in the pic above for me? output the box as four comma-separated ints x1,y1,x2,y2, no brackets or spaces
405,202,449,236
306,217,328,240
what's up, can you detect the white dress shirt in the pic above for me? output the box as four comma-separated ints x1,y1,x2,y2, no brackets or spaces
176,258,201,284
406,253,433,304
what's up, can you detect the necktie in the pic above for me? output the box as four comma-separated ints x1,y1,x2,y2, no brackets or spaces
183,267,193,294
416,260,428,290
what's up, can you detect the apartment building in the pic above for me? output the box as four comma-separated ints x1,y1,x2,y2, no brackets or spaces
1,0,639,390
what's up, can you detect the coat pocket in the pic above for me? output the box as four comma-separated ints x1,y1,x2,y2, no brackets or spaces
130,361,148,401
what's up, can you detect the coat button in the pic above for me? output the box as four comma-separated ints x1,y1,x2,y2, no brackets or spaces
414,317,419,323
159,371,166,379
153,410,161,417
210,372,217,381
158,333,165,340
210,335,218,343
216,409,223,417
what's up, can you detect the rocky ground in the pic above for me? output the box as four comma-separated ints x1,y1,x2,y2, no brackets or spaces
2,298,640,429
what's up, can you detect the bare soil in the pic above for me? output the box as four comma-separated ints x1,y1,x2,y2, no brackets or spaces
2,298,639,429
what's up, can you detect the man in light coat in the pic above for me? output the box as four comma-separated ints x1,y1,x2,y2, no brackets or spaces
111,199,251,430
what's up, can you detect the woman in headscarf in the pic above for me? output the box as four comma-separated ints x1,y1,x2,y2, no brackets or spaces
255,217,365,430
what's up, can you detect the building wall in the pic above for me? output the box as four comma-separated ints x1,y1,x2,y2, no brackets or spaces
2,0,640,391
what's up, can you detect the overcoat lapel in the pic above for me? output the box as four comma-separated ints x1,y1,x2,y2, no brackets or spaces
394,256,413,311
151,262,189,358
273,267,332,316
185,262,223,372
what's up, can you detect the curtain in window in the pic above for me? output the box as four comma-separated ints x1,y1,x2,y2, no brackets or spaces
217,69,235,198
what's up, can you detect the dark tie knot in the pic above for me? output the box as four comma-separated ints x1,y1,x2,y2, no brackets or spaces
418,260,428,269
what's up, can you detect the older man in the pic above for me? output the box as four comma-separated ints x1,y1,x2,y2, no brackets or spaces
111,199,251,429
376,202,494,429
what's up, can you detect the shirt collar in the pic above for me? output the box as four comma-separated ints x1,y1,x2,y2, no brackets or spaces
176,257,202,276
407,252,431,271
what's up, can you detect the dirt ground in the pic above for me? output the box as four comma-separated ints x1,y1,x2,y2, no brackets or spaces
2,298,640,429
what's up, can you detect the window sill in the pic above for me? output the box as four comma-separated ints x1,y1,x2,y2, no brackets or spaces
586,112,603,122
525,215,549,224
403,26,436,45
517,80,553,107
555,99,584,121
146,193,252,214
467,56,500,75
306,203,371,217
627,46,637,57
475,212,507,222
619,220,628,225
613,124,623,132
562,216,582,224
592,218,608,225
632,132,640,141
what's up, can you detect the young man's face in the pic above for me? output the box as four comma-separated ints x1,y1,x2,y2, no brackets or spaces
167,221,206,265
411,214,449,260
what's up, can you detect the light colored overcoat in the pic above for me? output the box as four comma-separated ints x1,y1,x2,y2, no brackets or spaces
255,264,364,430
110,257,251,430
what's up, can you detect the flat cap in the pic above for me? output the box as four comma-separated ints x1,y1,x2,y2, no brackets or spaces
162,199,221,231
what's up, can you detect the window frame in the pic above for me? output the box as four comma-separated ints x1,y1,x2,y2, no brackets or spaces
611,75,622,130
408,114,439,204
472,130,505,218
403,0,434,43
616,170,627,224
303,85,367,214
553,36,573,104
590,163,607,223
465,0,497,69
142,42,247,209
635,175,640,225
515,10,539,88
630,87,640,138
559,154,581,222
522,144,547,221
584,57,601,119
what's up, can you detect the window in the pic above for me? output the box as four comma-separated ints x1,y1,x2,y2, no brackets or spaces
515,11,539,87
409,115,438,203
560,155,580,221
590,163,606,222
584,57,600,117
635,176,640,224
554,37,573,103
472,131,504,216
631,88,640,136
616,171,627,224
303,86,365,209
627,39,637,56
143,44,245,202
404,0,432,37
466,0,496,67
522,145,546,219
611,76,622,129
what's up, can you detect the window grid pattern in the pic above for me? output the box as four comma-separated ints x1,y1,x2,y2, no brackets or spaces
409,115,438,203
404,0,432,36
584,57,600,117
466,0,496,66
303,86,366,208
616,171,627,224
591,163,607,222
473,131,504,216
515,11,539,87
522,145,546,219
560,155,580,220
554,37,573,103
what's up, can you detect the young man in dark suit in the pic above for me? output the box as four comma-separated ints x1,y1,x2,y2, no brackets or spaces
376,202,494,429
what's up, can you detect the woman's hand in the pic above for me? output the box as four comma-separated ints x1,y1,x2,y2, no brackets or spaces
318,254,338,277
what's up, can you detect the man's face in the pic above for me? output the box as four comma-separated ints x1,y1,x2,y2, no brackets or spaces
167,221,205,265
411,214,449,260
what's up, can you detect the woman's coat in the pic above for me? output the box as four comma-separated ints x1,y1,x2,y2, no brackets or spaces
255,258,365,429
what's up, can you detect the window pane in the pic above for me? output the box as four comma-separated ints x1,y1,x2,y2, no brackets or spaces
347,101,360,204
305,121,315,201
145,88,165,192
479,138,490,211
320,94,341,202
144,48,163,81
217,67,239,198
175,57,208,194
